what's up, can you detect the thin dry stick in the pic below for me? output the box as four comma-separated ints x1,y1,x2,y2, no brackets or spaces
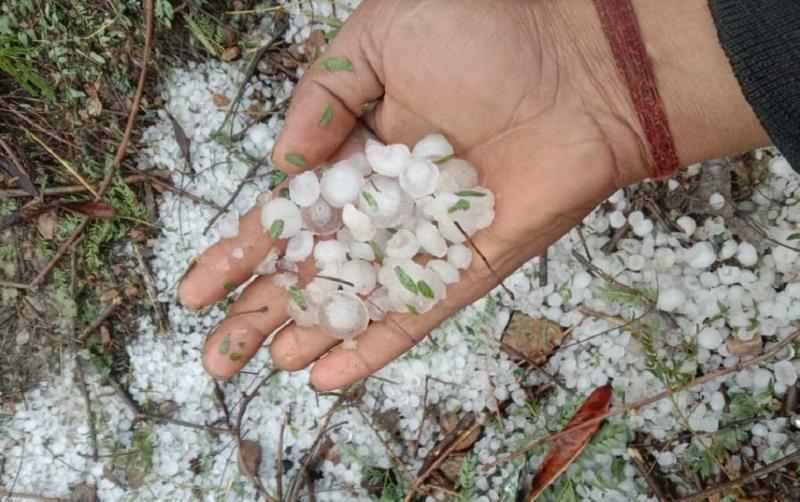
0,137,36,195
126,165,224,210
98,0,155,195
203,160,262,234
235,371,279,502
454,221,515,300
77,296,122,342
627,447,668,502
404,420,482,501
74,362,99,462
485,328,800,471
0,174,151,197
413,376,432,457
675,450,800,502
538,247,548,287
0,491,66,502
276,411,288,502
354,407,414,481
29,225,87,287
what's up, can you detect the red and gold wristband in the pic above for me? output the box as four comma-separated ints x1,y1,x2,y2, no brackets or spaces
592,0,680,180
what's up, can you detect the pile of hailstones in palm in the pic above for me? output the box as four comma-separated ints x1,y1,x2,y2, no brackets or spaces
221,134,489,347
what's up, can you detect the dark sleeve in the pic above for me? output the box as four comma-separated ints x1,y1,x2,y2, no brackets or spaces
707,1,800,170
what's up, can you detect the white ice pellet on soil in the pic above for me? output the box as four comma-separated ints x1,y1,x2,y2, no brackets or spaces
698,327,723,350
687,241,717,269
676,215,697,237
5,6,800,501
709,192,725,210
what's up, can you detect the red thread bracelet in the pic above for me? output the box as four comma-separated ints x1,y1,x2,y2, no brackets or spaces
593,0,680,180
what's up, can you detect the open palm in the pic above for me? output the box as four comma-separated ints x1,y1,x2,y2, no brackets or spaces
178,0,651,390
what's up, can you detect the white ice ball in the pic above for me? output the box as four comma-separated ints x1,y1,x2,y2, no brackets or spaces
676,216,697,237
289,171,321,207
285,230,314,262
314,240,347,268
359,175,413,227
301,196,343,236
736,241,758,267
261,198,303,238
436,159,478,193
338,259,378,295
447,244,473,269
319,291,369,340
687,242,716,269
320,161,363,207
342,203,375,242
415,220,448,257
365,139,411,177
426,259,459,284
412,133,454,160
386,229,420,259
400,158,440,198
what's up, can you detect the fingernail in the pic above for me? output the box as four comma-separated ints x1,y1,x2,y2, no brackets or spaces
284,152,307,167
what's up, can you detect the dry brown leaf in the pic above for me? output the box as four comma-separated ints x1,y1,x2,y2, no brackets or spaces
99,326,113,354
212,93,231,108
238,439,262,477
502,311,565,365
725,334,763,357
304,29,327,60
62,201,118,219
528,385,612,501
219,46,241,61
70,482,98,502
86,95,103,117
36,211,57,240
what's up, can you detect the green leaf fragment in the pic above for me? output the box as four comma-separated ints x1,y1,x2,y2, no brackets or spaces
219,336,231,355
788,232,800,241
406,304,420,316
448,199,471,214
284,152,307,167
271,170,288,188
417,280,435,299
319,105,334,128
362,190,378,211
321,56,353,71
279,188,290,198
270,219,284,238
394,266,419,295
433,153,455,165
288,285,307,311
228,352,243,362
222,282,237,293
368,240,385,262
454,190,486,197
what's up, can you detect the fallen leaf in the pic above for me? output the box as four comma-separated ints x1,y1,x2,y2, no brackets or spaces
219,46,241,61
70,483,97,502
528,385,613,501
166,112,192,171
36,211,57,239
212,93,231,108
304,29,327,60
0,152,38,197
86,95,103,117
238,439,262,477
502,311,565,365
99,326,112,354
420,412,479,475
61,201,118,219
725,334,763,357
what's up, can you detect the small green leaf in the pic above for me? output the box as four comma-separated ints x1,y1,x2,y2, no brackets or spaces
454,190,486,198
319,104,334,128
322,56,353,71
222,282,237,293
417,280,435,299
362,191,378,211
284,152,307,167
406,304,420,316
369,240,385,262
288,285,307,311
219,336,231,355
279,188,290,198
360,101,377,116
270,219,284,238
386,227,398,234
448,199,471,214
394,266,419,295
228,352,243,362
271,170,288,188
788,232,800,241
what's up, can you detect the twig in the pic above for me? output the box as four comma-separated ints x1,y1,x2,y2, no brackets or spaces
538,248,548,287
77,296,122,342
203,160,262,235
744,219,800,253
575,225,593,261
453,221,514,300
126,165,224,210
276,411,288,502
627,447,668,502
98,0,155,196
0,491,66,502
603,221,631,253
0,174,151,198
29,222,87,287
404,415,481,501
485,328,800,471
675,450,800,502
216,22,289,137
413,376,432,457
235,371,279,502
108,378,231,434
354,407,414,481
0,137,37,197
74,361,99,462
480,330,569,392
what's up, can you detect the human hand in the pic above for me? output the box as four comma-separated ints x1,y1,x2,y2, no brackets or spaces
179,0,768,390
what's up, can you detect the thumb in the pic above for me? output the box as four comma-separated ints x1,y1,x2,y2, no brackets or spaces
272,4,385,173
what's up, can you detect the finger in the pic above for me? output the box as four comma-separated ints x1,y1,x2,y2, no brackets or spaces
202,254,319,379
270,324,339,371
178,203,283,309
272,1,385,173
